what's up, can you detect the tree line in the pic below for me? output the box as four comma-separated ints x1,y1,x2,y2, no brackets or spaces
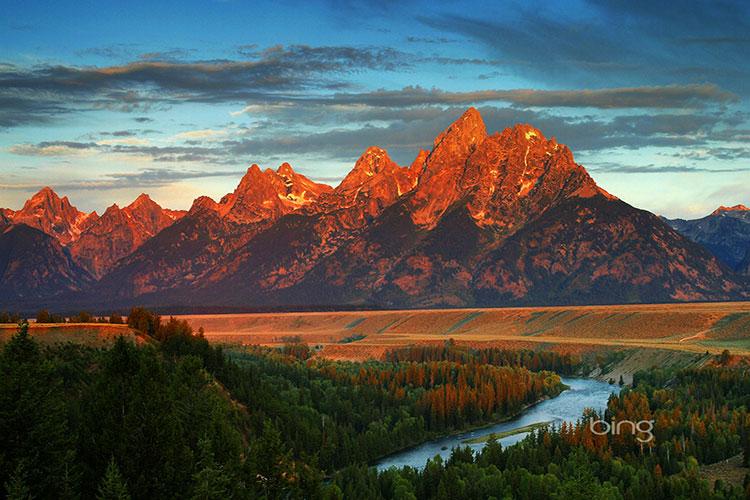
2,308,749,498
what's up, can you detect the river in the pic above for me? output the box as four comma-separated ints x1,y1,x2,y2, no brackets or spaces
375,377,616,471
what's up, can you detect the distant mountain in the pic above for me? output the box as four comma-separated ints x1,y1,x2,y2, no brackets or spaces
0,224,92,302
1,189,186,290
1,108,747,310
69,194,186,278
665,205,750,273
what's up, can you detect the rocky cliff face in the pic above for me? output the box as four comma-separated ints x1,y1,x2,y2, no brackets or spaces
217,163,332,223
11,187,98,245
70,194,186,278
89,163,332,299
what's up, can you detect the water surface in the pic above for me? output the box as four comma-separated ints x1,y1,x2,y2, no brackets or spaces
375,377,615,470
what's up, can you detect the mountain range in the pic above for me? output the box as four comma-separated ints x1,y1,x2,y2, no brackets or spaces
2,108,748,311
665,205,750,275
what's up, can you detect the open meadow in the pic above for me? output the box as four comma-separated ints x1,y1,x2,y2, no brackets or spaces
175,301,750,360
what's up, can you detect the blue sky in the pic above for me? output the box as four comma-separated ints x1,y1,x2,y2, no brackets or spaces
1,0,748,218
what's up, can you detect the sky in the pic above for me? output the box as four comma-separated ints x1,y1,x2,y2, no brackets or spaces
0,0,748,219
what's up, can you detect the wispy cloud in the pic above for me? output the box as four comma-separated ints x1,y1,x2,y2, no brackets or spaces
587,162,748,174
278,84,738,109
0,167,245,191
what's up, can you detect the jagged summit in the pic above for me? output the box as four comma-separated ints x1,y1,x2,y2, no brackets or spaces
432,107,487,150
407,108,610,229
189,195,220,215
309,146,419,220
12,186,95,244
277,162,295,177
712,204,750,216
128,193,155,208
216,162,332,223
338,147,401,192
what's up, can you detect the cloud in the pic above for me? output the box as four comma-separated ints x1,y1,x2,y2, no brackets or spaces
419,0,750,92
96,137,151,146
231,84,735,111
670,147,750,161
0,45,414,127
587,162,748,174
138,48,196,62
8,141,98,156
405,36,457,44
0,167,245,191
681,37,750,45
172,129,228,141
9,104,746,166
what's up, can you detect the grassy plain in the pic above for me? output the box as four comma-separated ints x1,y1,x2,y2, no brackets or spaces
175,301,750,360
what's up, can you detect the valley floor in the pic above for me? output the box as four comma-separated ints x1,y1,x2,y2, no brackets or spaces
174,301,750,360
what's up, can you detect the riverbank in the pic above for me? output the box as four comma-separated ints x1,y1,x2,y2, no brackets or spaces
368,387,565,468
461,421,553,445
587,348,711,384
375,377,615,470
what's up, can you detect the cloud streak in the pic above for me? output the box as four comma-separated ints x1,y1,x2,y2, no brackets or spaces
0,167,245,191
292,84,737,109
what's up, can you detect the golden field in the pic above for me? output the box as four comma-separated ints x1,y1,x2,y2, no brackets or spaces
3,302,748,360
176,301,750,360
0,323,144,347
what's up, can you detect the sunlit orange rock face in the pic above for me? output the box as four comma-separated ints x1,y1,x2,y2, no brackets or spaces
312,146,418,223
11,187,98,245
70,194,186,278
410,107,487,228
0,108,746,309
217,163,332,223
189,108,742,308
90,163,333,298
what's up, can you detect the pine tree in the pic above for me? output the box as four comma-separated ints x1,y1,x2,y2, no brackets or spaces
4,462,31,500
191,438,232,500
4,320,38,363
96,459,130,500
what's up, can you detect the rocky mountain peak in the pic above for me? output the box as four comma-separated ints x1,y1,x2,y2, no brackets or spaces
461,122,606,229
432,107,487,151
712,204,750,216
310,147,418,220
70,193,185,278
276,162,295,178
218,163,331,223
189,196,221,215
13,186,95,244
409,108,489,227
128,193,156,209
338,147,401,192
409,149,430,177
